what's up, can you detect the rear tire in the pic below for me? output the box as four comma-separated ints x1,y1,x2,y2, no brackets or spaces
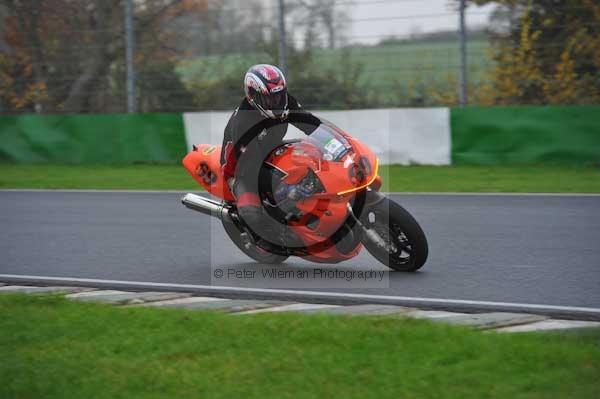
222,213,289,264
359,197,428,272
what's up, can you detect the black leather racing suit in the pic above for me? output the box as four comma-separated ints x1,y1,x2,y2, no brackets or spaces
219,94,322,247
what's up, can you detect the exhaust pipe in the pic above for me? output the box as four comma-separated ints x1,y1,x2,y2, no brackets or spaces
181,193,229,219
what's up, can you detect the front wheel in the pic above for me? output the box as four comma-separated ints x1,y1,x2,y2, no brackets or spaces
359,197,428,272
222,213,289,264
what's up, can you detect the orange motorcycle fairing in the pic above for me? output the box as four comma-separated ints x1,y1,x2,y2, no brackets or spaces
182,144,235,202
182,123,382,264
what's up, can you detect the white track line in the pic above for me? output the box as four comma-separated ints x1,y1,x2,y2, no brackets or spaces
1,274,599,317
496,319,600,332
137,297,226,306
66,290,129,298
238,303,340,315
1,189,599,196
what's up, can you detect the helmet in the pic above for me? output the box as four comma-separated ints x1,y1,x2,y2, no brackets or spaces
244,64,289,120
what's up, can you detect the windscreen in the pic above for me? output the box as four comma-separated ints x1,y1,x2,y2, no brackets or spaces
305,124,352,161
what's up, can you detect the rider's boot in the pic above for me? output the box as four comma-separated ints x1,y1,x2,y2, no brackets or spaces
238,205,304,250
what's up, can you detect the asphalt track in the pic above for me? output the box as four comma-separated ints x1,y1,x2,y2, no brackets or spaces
1,191,600,311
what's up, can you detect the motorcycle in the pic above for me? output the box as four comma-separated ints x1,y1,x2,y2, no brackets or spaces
181,121,428,272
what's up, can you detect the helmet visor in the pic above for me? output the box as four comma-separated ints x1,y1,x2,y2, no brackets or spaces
256,88,288,113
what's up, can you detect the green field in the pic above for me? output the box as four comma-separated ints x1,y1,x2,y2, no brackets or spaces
1,294,599,399
1,163,599,193
316,40,490,84
177,40,491,106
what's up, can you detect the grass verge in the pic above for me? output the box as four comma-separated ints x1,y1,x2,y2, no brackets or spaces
1,163,599,192
1,294,600,399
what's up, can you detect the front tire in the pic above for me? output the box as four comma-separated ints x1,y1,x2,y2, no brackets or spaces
222,213,289,264
359,197,428,272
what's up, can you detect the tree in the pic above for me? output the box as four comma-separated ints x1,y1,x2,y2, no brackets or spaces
0,0,51,113
470,0,600,105
0,0,209,114
1,0,369,113
290,0,351,49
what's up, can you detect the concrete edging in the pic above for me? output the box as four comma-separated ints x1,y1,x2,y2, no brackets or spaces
1,283,599,333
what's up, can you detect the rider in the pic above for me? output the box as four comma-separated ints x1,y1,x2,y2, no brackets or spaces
220,64,322,247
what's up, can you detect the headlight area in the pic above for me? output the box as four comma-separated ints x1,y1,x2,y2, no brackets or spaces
337,157,379,196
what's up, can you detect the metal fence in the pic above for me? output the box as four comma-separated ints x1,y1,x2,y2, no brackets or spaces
1,0,598,114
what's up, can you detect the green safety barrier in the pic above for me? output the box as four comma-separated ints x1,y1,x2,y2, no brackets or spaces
2,106,599,165
0,113,187,163
451,105,600,165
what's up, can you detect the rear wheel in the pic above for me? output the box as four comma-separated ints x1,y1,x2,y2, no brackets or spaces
359,198,428,272
222,213,289,264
